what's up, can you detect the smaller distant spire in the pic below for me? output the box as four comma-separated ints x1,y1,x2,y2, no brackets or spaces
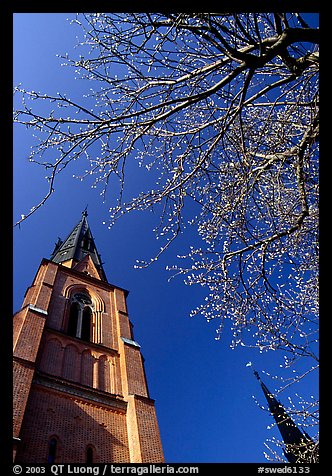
253,370,318,463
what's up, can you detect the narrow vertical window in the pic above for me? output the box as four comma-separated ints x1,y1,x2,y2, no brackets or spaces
81,307,92,342
68,302,79,337
86,446,94,463
47,438,57,463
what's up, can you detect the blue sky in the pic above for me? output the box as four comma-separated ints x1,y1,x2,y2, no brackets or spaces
13,13,318,463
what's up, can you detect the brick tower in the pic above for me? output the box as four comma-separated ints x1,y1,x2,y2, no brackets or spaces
13,211,164,463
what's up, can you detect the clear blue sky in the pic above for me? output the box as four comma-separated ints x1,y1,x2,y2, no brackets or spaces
13,13,318,463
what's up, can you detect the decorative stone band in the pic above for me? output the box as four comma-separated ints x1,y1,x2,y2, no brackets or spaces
33,371,127,413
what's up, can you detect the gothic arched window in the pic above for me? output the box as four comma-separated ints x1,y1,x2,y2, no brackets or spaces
86,446,94,464
67,293,94,342
47,438,57,463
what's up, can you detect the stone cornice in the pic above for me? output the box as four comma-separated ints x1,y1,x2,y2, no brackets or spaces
129,393,156,405
33,371,127,413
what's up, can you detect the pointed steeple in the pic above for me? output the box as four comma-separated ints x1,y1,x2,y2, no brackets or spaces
254,370,318,463
50,210,107,281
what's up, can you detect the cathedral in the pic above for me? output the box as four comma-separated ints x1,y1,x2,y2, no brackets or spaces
13,211,164,463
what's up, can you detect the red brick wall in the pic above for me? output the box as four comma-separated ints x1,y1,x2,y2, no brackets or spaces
123,344,149,398
135,396,164,463
13,261,61,446
15,385,130,463
14,309,47,363
13,305,47,438
12,361,34,437
22,261,58,311
14,259,164,463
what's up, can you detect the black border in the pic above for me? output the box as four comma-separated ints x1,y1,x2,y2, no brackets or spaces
6,3,321,471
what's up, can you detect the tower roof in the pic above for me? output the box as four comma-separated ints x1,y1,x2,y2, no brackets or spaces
50,210,107,281
254,370,316,463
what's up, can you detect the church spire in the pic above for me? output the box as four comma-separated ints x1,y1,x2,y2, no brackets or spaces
50,210,107,281
254,370,318,463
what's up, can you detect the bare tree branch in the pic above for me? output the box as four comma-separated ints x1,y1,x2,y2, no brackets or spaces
14,13,319,461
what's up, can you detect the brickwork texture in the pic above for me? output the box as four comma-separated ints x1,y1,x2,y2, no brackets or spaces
13,256,164,463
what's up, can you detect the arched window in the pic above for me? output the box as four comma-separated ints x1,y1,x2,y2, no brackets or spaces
86,446,94,464
67,293,94,342
47,438,57,463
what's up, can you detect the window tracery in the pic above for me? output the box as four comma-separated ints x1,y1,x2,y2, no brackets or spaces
67,292,94,342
